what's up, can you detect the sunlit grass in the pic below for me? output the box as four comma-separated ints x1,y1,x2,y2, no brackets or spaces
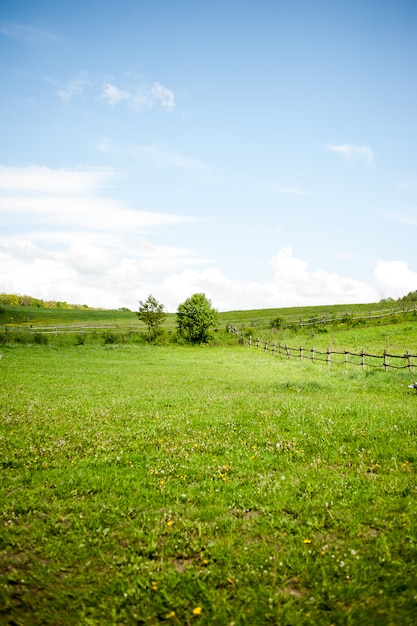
1,344,416,624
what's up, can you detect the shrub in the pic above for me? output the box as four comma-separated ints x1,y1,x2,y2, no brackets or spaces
271,316,285,330
75,334,85,346
103,331,118,345
33,332,48,345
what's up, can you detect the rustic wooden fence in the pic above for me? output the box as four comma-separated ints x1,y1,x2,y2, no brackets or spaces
245,336,417,371
283,304,417,329
2,324,144,336
225,304,417,332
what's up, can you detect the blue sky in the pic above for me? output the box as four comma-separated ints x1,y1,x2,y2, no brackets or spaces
1,0,417,311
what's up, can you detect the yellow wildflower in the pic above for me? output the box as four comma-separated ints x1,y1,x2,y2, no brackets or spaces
192,606,202,615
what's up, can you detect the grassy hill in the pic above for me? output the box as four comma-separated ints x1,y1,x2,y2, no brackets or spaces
0,298,409,328
1,299,417,355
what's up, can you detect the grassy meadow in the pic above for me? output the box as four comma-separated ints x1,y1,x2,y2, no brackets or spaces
1,303,417,624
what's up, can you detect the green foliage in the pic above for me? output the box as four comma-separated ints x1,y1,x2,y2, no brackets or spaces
33,332,48,345
137,294,166,342
399,290,417,302
0,292,97,310
75,334,85,346
177,293,217,343
103,330,118,344
271,316,285,329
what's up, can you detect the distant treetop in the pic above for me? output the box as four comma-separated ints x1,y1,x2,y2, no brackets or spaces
398,290,417,302
0,292,94,310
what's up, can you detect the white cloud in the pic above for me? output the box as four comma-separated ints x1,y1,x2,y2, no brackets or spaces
385,211,417,227
247,177,306,196
0,240,50,262
58,77,90,102
135,143,209,171
101,81,175,112
0,21,58,44
97,137,112,153
1,194,196,230
276,186,305,196
0,164,391,312
0,237,381,312
374,260,417,298
101,83,130,106
0,164,114,194
0,163,206,308
0,165,197,231
151,81,175,112
327,144,374,167
160,247,379,311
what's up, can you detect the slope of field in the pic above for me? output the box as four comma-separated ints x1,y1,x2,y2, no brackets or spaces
0,299,405,328
2,300,417,356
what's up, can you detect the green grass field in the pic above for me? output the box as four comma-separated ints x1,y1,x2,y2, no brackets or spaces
1,330,416,624
1,301,417,624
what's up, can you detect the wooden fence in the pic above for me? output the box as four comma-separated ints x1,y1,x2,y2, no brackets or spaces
246,336,417,371
3,320,417,371
286,304,417,329
2,324,143,336
225,304,417,331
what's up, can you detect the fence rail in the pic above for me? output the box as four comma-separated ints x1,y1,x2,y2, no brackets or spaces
225,304,417,331
226,326,417,371
279,305,417,329
3,319,417,371
2,323,145,336
246,336,417,371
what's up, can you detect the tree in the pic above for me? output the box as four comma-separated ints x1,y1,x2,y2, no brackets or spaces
177,293,217,343
137,295,166,342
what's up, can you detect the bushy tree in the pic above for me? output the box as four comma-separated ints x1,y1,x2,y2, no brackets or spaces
398,290,417,302
177,293,217,343
137,295,166,342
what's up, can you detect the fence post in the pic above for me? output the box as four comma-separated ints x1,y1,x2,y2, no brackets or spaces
285,344,290,359
361,349,365,370
299,317,303,327
257,337,260,349
272,341,276,355
311,347,314,362
406,351,412,371
279,342,283,356
264,340,268,353
327,347,331,365
345,350,348,367
249,336,252,348
299,346,303,361
383,350,388,371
